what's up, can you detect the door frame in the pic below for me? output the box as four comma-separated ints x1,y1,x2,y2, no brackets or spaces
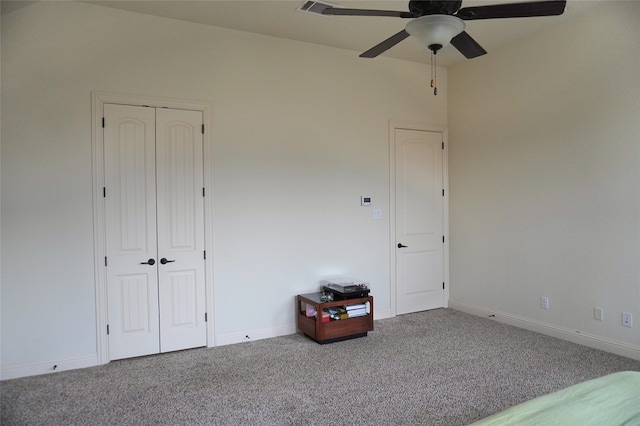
389,120,450,317
92,91,214,364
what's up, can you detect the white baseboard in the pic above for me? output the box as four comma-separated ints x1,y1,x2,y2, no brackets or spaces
1,355,98,381
213,307,394,347
1,308,396,379
449,300,640,361
374,307,393,320
213,323,298,347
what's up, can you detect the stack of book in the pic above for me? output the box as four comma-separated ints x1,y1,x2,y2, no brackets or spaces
322,302,369,320
345,303,368,318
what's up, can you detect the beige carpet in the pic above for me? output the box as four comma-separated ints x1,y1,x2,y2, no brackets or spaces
2,309,639,425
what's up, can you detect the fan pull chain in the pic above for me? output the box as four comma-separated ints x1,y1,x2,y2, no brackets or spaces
430,51,438,96
430,51,434,88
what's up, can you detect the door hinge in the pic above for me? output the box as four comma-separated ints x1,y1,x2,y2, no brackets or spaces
103,187,106,198
201,124,205,134
106,324,110,335
205,313,208,322
203,250,206,260
104,257,108,267
442,236,445,243
443,282,445,290
202,188,205,197
102,117,105,128
442,189,445,197
442,142,444,150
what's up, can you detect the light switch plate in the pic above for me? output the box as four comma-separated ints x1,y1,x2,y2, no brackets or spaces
594,307,603,321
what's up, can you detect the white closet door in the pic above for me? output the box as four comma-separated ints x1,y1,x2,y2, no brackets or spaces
104,104,160,360
395,128,444,314
155,108,207,352
104,104,206,360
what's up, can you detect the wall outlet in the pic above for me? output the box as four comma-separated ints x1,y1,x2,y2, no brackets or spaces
594,307,603,321
540,296,549,310
622,312,633,327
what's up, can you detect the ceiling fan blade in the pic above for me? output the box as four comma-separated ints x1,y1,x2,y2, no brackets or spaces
450,31,487,58
359,30,411,58
322,7,415,18
456,0,566,20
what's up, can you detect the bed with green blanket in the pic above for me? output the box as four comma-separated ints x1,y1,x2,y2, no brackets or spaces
471,371,640,426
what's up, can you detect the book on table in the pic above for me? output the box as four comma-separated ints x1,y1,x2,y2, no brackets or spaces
323,303,369,320
347,308,367,318
345,303,367,311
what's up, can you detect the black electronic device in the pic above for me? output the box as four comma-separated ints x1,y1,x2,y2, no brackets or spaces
321,281,370,300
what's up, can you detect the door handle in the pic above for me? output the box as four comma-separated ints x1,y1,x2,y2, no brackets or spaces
397,243,408,248
140,258,156,265
160,258,176,265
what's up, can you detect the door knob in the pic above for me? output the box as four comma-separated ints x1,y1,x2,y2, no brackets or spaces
397,243,408,248
140,258,156,265
160,258,176,265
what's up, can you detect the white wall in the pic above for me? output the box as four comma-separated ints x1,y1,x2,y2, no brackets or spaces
448,2,639,359
0,2,447,378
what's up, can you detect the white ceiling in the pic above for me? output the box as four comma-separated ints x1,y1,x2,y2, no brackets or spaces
2,0,602,67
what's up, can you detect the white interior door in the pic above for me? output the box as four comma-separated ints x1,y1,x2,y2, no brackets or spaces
104,104,160,360
155,108,207,353
104,104,206,360
395,128,444,314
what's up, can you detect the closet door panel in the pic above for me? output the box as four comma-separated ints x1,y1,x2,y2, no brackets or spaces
155,108,206,352
104,104,160,360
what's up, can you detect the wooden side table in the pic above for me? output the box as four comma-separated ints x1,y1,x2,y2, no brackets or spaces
296,292,373,344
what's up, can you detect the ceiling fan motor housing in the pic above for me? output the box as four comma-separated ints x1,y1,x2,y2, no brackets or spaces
408,0,462,16
405,15,465,53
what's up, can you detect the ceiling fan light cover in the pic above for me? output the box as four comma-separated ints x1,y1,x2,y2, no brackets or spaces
405,15,465,52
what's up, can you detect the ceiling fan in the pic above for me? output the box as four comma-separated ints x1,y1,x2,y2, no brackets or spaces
321,1,567,59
